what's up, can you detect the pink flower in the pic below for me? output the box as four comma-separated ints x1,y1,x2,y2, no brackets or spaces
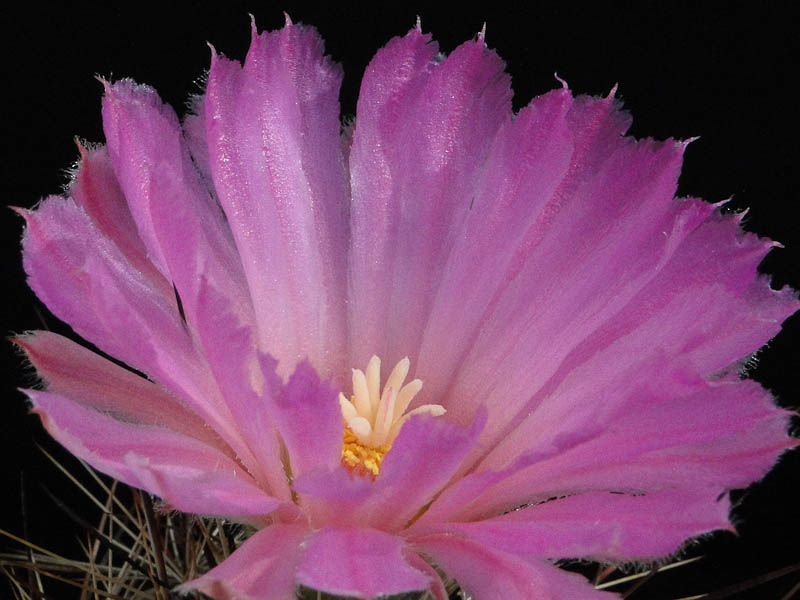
17,16,798,600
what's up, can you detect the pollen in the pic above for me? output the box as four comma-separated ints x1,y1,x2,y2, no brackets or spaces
339,355,445,477
341,428,390,477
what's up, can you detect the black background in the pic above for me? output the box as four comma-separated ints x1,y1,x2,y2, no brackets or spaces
1,2,799,598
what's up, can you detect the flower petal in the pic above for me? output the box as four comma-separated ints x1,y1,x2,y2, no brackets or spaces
411,88,797,461
415,87,620,414
20,197,253,461
295,410,483,531
415,534,614,600
177,523,308,600
481,361,792,479
70,142,168,292
26,390,278,516
194,279,292,499
101,79,254,330
477,208,796,463
204,19,349,378
422,375,794,523
494,383,793,509
262,359,343,479
295,527,429,599
348,26,511,371
412,489,731,562
404,550,448,600
372,409,485,530
21,197,188,379
182,94,215,190
14,331,224,450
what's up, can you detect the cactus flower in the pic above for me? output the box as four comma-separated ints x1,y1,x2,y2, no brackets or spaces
17,16,798,600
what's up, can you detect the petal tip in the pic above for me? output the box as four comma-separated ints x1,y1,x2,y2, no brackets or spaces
9,204,30,219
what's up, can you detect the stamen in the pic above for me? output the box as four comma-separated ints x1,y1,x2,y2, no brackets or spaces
342,429,390,477
339,355,446,477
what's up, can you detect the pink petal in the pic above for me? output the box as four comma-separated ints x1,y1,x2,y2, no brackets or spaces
487,386,793,515
293,465,372,529
193,280,292,499
414,87,576,410
404,551,448,600
21,197,189,377
423,375,793,523
441,94,675,432
295,411,483,531
182,94,214,190
14,331,226,452
178,524,308,600
295,527,429,598
20,198,251,461
408,89,796,460
101,79,254,330
481,361,792,481
412,490,731,562
26,390,279,516
204,19,349,378
347,26,511,372
70,142,168,293
480,207,796,450
371,409,485,530
262,359,343,479
415,534,614,600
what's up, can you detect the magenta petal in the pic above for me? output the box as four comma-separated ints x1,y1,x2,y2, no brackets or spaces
372,410,485,530
263,359,343,478
204,20,349,378
27,390,278,516
414,87,575,413
70,143,168,293
434,94,676,434
295,411,483,530
101,79,254,330
178,523,308,600
416,534,614,600
413,490,731,562
480,383,793,518
424,374,793,522
20,197,250,456
14,331,225,451
419,88,796,455
500,370,789,477
479,351,785,478
348,27,512,371
296,527,429,598
404,551,448,600
194,279,291,499
182,94,214,190
291,463,372,529
21,197,188,377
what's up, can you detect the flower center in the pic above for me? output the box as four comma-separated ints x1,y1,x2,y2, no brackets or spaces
339,355,445,477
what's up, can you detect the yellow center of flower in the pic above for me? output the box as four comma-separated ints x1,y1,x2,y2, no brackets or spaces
339,355,445,477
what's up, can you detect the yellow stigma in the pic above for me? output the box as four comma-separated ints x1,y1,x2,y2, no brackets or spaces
339,355,445,477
